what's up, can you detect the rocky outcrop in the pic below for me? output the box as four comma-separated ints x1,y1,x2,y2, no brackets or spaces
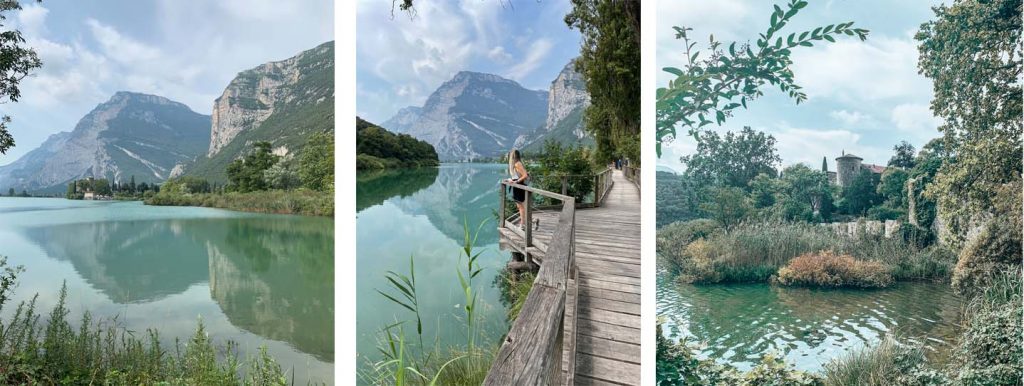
0,91,210,192
207,41,334,157
380,106,421,133
514,59,593,151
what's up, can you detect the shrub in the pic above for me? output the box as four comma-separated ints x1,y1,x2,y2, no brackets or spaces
656,219,721,274
774,251,893,288
948,269,1022,385
823,336,947,386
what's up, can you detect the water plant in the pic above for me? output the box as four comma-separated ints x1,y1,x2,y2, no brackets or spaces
0,257,312,385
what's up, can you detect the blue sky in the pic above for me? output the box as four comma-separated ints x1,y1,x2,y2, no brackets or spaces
0,0,333,166
356,0,582,123
656,0,945,173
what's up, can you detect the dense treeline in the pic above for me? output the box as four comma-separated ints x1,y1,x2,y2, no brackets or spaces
565,0,640,165
657,126,938,236
146,132,335,216
65,175,160,200
356,117,438,170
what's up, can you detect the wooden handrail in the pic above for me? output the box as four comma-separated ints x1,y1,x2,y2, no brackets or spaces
488,182,577,385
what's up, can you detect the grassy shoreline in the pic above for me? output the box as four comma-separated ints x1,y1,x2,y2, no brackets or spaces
144,190,333,217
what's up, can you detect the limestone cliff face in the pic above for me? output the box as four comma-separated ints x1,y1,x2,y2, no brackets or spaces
0,91,210,192
514,59,593,151
208,41,334,157
543,59,590,134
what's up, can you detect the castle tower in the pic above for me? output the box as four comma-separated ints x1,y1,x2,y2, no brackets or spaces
835,151,864,188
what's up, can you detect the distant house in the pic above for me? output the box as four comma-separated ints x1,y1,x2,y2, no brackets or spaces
83,191,95,200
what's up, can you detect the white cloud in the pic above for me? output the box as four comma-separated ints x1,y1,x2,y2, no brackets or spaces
17,3,48,36
829,110,870,126
891,103,943,134
487,46,512,63
506,38,553,82
791,36,930,102
85,19,161,65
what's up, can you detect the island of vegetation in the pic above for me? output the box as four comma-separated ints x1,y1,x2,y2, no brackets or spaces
356,117,438,170
655,0,1021,385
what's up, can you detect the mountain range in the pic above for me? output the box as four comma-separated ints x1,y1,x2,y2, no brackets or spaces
381,59,592,161
0,41,334,193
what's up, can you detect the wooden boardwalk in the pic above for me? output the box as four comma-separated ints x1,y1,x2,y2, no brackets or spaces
497,170,640,385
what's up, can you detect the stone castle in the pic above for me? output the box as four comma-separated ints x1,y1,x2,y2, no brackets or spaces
825,151,887,187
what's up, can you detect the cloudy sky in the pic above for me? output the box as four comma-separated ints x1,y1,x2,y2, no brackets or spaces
656,0,945,173
0,0,333,166
356,0,582,124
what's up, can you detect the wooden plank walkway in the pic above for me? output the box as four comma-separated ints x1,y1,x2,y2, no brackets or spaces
505,170,640,385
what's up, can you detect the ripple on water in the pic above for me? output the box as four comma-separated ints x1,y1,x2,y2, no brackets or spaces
657,277,961,372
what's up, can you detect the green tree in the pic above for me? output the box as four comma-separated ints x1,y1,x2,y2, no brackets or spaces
778,164,832,221
888,141,916,169
840,169,880,216
700,186,752,229
565,0,640,164
300,131,334,192
680,127,779,189
264,158,300,190
227,141,278,193
656,171,702,227
92,178,111,196
917,0,1022,247
655,0,868,156
7,188,12,196
748,173,781,210
535,140,595,203
0,0,43,155
65,183,75,199
129,175,136,194
877,168,910,208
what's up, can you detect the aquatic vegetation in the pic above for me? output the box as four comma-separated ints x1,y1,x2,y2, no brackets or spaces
364,218,500,385
656,322,822,386
947,269,1022,385
774,251,892,288
823,336,947,386
658,221,954,285
0,257,309,385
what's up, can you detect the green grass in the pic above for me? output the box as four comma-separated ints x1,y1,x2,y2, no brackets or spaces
145,189,333,217
823,336,946,386
0,257,311,385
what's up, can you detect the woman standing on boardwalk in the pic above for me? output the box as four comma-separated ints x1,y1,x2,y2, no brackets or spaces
507,149,530,229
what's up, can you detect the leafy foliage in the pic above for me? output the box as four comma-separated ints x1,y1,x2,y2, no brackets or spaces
532,140,596,202
656,0,868,156
565,0,641,164
916,0,1022,248
0,0,43,155
356,117,438,170
227,141,279,193
680,126,780,189
300,131,335,192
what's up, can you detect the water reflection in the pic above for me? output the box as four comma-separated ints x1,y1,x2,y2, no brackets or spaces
657,276,961,371
356,167,439,212
22,215,334,362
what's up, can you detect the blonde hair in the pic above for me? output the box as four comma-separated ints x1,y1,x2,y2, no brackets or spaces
508,149,521,177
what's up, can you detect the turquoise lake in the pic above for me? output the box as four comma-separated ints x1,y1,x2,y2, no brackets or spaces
0,197,334,384
355,164,514,374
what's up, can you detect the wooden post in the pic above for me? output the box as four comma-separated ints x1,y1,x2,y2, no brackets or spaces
524,190,532,249
594,175,600,206
561,175,567,196
499,181,507,228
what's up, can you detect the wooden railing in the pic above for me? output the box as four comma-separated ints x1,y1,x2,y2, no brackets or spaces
488,181,578,385
624,165,640,190
527,167,614,208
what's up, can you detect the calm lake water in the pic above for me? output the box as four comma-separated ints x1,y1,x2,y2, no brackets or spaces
356,164,512,372
0,198,333,384
657,274,962,372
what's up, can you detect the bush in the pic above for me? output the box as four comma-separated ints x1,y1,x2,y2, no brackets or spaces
948,269,1022,385
146,189,333,216
656,219,722,274
823,336,947,386
774,251,893,288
